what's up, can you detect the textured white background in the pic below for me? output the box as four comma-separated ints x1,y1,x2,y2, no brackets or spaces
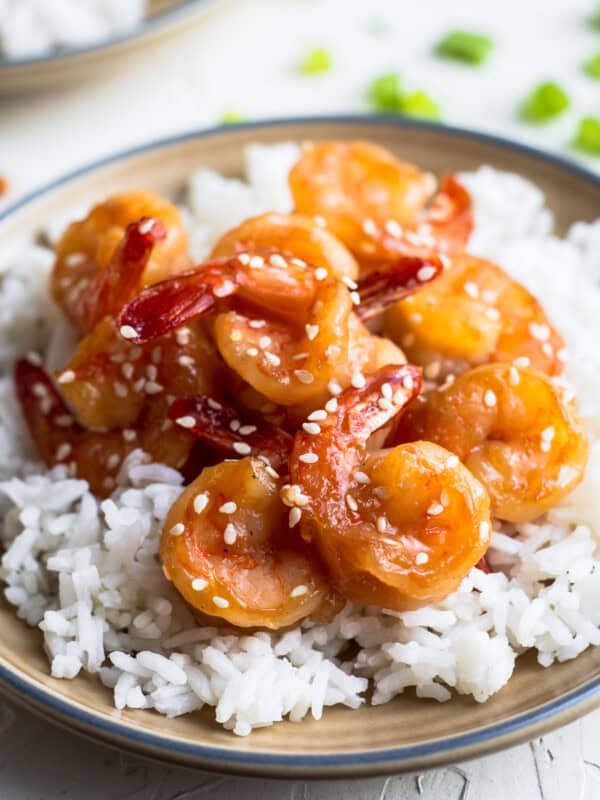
1,0,600,797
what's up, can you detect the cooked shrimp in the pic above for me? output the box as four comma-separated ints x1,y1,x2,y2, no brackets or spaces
118,251,441,410
287,365,491,611
210,212,359,280
160,457,338,629
289,141,472,269
384,253,565,379
14,357,196,497
393,363,588,522
51,191,191,332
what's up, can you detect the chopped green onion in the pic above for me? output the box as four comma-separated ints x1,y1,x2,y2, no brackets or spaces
590,5,600,29
520,82,570,123
221,111,244,125
399,90,441,121
298,47,332,76
583,51,600,79
368,72,403,112
436,30,493,65
574,117,600,155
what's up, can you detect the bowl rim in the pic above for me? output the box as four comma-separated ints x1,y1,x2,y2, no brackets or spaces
1,114,600,778
0,0,219,70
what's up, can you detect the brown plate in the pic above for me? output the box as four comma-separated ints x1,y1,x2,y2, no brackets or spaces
0,0,225,94
1,117,600,778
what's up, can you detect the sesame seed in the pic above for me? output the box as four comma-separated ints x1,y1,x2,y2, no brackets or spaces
342,276,358,290
541,426,555,441
55,414,73,427
509,366,520,386
213,596,230,609
290,584,308,598
219,501,237,514
483,389,497,408
384,219,403,238
230,419,241,432
106,453,120,470
486,307,500,321
289,507,302,527
346,494,358,511
191,578,208,591
308,409,327,421
230,329,243,342
65,252,86,267
415,552,429,565
224,524,237,545
213,279,235,298
328,379,342,396
123,429,137,442
514,356,530,368
291,258,307,268
446,455,459,468
464,281,479,299
325,398,338,413
114,382,128,398
238,253,251,265
146,364,158,381
269,254,287,268
280,484,310,507
315,267,328,281
175,328,191,346
246,347,259,357
121,362,134,380
103,477,115,490
379,398,393,411
381,383,392,399
557,348,568,362
373,486,390,499
259,336,272,349
362,218,377,236
302,422,321,435
427,502,444,516
540,440,551,453
350,291,360,305
440,490,450,507
402,374,414,390
542,342,554,357
529,322,550,341
351,373,366,389
299,452,319,464
119,325,138,340
26,352,42,366
175,416,196,429
238,425,257,436
178,355,195,368
193,493,209,513
294,369,315,384
264,352,281,367
305,324,319,341
479,521,490,542
170,523,185,536
424,362,440,380
57,370,75,384
233,442,252,455
138,217,156,234
249,255,265,269
313,215,326,227
151,346,162,364
144,381,163,395
55,443,72,460
206,398,223,411
354,471,370,484
417,265,436,283
130,346,143,361
265,466,280,480
249,319,266,329
376,515,388,533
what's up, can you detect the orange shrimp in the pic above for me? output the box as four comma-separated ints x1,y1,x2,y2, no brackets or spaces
161,457,339,629
210,212,359,280
384,253,565,380
287,365,492,611
51,191,192,332
14,357,197,497
118,251,442,411
393,363,588,523
289,141,472,271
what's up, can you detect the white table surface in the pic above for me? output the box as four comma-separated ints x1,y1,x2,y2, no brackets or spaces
1,0,600,796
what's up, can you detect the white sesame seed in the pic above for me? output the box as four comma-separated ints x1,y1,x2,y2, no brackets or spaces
219,501,238,514
479,521,490,542
427,502,444,516
540,440,551,452
212,596,230,609
280,484,311,507
325,398,338,413
376,515,388,533
233,442,252,455
151,346,162,364
424,362,440,380
302,422,321,435
57,370,75,384
55,443,72,461
346,494,358,511
379,397,393,411
557,348,568,362
341,276,358,291
307,409,327,421
269,254,287,268
130,346,143,361
103,477,116,490
402,374,414,390
486,307,500,321
248,255,264,269
170,523,185,536
315,267,328,281
191,578,208,590
541,426,555,441
446,455,459,468
288,507,302,527
373,486,390,499
193,493,209,514
299,452,319,463
119,325,138,340
121,362,135,380
291,258,307,268
464,281,479,299
259,336,272,349
238,425,257,436
354,471,370,484
514,356,531,368
178,355,195,368
224,524,237,545
144,381,164,395
230,419,241,432
294,370,315,384
381,383,392,399
305,324,319,341
440,490,450,507
175,416,196,429
175,328,191,346
417,265,436,283
123,429,137,442
351,373,366,389
350,291,360,305
238,253,251,265
290,584,308,598
384,219,403,238
114,382,128,398
249,320,266,329
509,366,520,386
246,347,259,357
362,218,378,236
55,414,74,427
230,329,243,342
529,322,550,341
214,279,235,298
415,552,429,565
484,389,497,408
542,342,554,357
264,351,281,367
146,364,158,381
265,466,280,480
313,215,326,227
328,379,342,396
138,217,156,234
65,252,86,267
106,453,120,470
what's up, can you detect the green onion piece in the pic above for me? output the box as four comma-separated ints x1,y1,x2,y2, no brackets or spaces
583,51,600,79
399,90,441,120
436,31,493,65
367,72,403,112
574,117,600,155
590,5,600,29
221,111,244,125
298,47,332,76
520,82,570,123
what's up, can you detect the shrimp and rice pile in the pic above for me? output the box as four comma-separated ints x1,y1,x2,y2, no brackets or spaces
1,141,600,735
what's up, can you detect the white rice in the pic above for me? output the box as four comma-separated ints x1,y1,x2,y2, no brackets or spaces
0,0,147,60
1,143,600,735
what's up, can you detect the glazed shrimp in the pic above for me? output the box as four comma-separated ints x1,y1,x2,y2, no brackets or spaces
384,253,566,379
14,357,196,497
210,212,359,280
118,251,442,409
289,141,472,270
287,365,491,611
161,457,338,629
393,363,588,522
51,190,192,332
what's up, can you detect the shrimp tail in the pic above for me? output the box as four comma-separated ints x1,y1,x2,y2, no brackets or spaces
14,357,79,466
169,395,293,472
425,173,473,245
355,256,444,320
86,217,167,328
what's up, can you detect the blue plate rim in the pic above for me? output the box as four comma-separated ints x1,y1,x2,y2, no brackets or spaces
1,114,600,776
